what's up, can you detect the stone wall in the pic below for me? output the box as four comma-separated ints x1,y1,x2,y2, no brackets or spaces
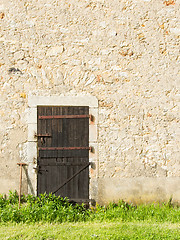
0,0,179,204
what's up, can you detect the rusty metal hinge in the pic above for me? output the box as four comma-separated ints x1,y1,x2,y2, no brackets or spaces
35,134,52,137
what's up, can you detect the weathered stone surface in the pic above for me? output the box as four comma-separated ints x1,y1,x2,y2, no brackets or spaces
0,0,179,204
46,46,64,57
98,177,180,205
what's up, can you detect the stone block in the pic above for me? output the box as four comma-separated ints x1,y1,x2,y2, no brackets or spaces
89,124,97,142
46,46,64,56
28,95,98,108
170,28,180,36
27,142,37,163
27,107,37,124
28,123,37,142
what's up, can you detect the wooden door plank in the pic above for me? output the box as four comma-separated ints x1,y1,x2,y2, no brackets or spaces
75,107,81,198
46,106,52,149
52,107,58,149
68,107,75,198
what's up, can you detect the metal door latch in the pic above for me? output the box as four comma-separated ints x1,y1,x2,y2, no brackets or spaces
33,166,48,173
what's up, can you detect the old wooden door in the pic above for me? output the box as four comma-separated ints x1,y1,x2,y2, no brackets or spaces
37,106,89,203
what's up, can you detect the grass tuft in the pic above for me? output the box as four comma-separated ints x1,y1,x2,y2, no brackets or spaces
0,191,179,223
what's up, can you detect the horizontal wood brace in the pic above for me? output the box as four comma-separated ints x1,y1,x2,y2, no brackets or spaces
39,163,89,166
39,114,92,120
38,147,91,151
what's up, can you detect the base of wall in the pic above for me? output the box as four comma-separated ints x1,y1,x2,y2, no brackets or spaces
98,177,180,205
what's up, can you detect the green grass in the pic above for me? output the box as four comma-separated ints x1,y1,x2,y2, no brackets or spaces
0,192,180,224
0,192,180,239
0,221,180,239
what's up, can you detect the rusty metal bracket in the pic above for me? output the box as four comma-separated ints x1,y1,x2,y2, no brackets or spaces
38,114,94,122
33,166,48,173
89,114,94,122
34,134,52,137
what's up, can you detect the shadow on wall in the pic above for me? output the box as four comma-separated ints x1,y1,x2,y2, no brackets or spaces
24,167,35,195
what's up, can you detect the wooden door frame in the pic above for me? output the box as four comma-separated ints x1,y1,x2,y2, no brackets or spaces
27,95,98,202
